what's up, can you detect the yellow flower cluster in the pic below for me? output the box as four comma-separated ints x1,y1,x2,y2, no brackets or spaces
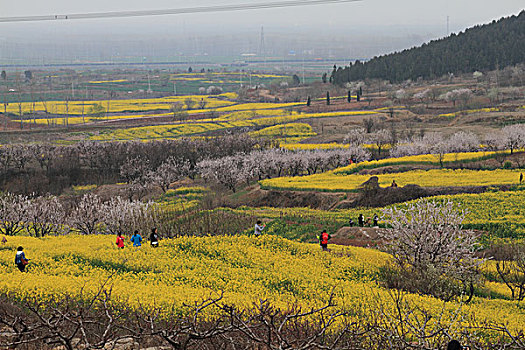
0,235,522,329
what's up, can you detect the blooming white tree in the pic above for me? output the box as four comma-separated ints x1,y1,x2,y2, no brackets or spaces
343,128,366,147
413,88,431,103
102,196,157,235
148,157,192,192
441,88,473,107
198,154,249,192
0,193,30,236
25,196,66,237
501,124,525,154
370,129,393,156
206,86,223,95
68,193,105,235
447,131,480,153
381,200,483,301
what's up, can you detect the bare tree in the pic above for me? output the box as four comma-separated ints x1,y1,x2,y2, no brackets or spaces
171,102,188,122
184,98,196,110
370,129,392,156
494,243,525,301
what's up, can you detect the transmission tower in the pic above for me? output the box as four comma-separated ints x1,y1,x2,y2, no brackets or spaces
259,26,266,67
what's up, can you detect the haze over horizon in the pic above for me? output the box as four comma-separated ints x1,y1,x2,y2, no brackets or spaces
0,0,523,67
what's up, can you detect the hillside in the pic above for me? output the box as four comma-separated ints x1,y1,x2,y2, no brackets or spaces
332,11,525,83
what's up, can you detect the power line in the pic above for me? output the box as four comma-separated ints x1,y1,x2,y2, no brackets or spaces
0,0,362,23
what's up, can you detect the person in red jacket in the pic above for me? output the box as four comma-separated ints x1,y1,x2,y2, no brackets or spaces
318,230,331,251
116,233,125,249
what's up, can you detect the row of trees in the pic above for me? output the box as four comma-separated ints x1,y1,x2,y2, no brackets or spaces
0,193,159,237
390,125,525,162
0,135,269,194
3,283,525,350
197,148,370,192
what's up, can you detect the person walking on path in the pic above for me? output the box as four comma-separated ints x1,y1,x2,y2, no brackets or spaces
150,228,159,248
318,230,331,251
254,220,265,237
116,233,125,249
520,173,523,184
130,230,142,247
15,246,29,272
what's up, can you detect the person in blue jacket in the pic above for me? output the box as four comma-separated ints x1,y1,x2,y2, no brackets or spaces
130,230,142,247
15,246,29,272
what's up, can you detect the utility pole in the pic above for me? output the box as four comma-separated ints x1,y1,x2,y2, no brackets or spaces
147,74,152,94
302,53,305,84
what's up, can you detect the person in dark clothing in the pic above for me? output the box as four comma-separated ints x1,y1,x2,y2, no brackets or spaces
520,173,523,184
318,230,331,251
373,214,379,227
150,227,159,248
348,218,355,227
14,246,29,272
358,214,364,227
447,340,465,350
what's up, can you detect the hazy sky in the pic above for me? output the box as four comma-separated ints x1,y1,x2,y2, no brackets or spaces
2,0,523,32
0,0,523,64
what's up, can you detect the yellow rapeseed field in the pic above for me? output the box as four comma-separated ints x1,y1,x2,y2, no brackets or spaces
260,168,524,192
0,235,522,329
6,95,235,116
249,123,316,138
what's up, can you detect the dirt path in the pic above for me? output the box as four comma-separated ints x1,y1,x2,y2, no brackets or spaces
331,226,386,248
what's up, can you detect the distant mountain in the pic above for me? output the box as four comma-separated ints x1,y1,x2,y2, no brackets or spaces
332,11,525,84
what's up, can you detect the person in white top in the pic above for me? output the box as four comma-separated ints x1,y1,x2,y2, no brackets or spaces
254,220,265,236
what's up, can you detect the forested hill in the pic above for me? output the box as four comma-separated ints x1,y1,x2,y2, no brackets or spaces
332,11,525,84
